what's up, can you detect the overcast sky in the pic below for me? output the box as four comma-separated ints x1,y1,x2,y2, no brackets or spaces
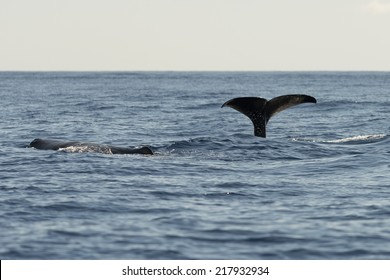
1,0,390,71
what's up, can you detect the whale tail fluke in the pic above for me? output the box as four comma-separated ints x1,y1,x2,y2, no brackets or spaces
222,97,268,137
222,94,317,138
265,95,317,121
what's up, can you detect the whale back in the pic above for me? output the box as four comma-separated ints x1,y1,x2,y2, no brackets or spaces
109,145,153,155
28,138,79,150
28,138,153,155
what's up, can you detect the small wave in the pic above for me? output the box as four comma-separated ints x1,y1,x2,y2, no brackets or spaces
292,134,387,144
324,134,387,144
156,137,231,154
290,137,316,143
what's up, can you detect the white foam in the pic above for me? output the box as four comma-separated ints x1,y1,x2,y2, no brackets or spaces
324,134,386,143
291,134,387,144
58,145,113,154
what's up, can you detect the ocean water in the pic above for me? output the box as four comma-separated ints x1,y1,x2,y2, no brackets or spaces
0,71,389,260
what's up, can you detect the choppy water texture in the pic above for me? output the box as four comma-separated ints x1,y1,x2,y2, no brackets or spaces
1,72,389,259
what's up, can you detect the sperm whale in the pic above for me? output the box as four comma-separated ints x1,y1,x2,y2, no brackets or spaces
222,94,317,137
28,138,153,155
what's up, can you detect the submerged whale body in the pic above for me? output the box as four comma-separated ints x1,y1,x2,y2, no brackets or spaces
28,138,153,155
222,94,317,137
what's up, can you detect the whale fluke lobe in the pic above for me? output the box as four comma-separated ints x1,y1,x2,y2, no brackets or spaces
222,97,268,137
222,94,317,137
28,138,153,155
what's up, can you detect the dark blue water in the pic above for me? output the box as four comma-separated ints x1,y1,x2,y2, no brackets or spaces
1,72,389,259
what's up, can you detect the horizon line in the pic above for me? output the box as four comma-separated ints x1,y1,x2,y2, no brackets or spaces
1,69,390,73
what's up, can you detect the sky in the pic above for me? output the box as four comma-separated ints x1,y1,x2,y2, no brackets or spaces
1,0,390,71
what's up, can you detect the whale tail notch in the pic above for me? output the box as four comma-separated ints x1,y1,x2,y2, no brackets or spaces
222,94,317,138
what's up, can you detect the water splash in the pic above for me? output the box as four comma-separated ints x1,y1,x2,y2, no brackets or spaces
58,145,113,154
292,134,387,144
324,134,387,144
